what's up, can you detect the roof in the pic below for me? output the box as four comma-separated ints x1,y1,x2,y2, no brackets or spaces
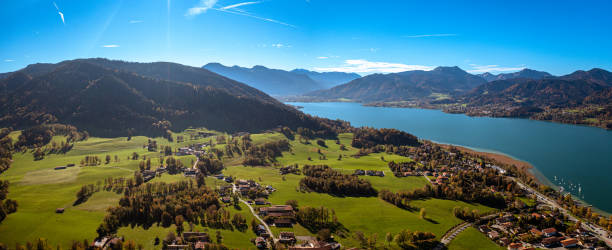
561,238,579,246
274,218,292,224
508,242,522,248
542,228,557,234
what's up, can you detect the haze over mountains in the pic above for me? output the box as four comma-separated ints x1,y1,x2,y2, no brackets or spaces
203,63,360,96
0,58,346,137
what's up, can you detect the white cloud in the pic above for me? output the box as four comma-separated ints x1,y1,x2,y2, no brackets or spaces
4,59,15,62
53,2,65,24
314,59,435,74
221,1,260,10
129,20,143,24
467,64,525,73
404,34,457,38
270,43,291,48
102,45,120,48
186,0,218,16
317,56,329,59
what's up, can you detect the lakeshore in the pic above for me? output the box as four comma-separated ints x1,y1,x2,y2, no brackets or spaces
288,101,612,214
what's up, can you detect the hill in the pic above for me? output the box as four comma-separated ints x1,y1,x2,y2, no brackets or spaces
465,68,612,107
305,66,486,102
290,69,360,89
0,59,349,137
477,69,553,82
203,63,325,96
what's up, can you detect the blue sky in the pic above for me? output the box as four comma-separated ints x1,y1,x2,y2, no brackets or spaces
1,0,611,75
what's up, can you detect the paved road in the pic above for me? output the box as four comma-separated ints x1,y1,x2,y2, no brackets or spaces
434,222,472,250
232,184,276,242
512,177,612,248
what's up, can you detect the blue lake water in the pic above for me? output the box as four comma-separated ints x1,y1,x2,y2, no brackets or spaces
288,102,612,213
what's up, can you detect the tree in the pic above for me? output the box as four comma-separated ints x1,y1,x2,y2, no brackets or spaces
105,155,111,164
317,229,332,241
385,232,394,247
175,215,185,235
420,208,427,219
196,173,206,188
134,171,144,186
285,200,299,210
215,231,223,244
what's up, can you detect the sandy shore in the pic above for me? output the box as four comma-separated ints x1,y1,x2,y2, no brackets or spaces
437,143,533,173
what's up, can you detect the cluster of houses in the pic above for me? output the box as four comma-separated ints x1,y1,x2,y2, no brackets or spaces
252,227,341,250
353,169,385,177
478,212,605,249
214,173,233,183
176,143,207,156
259,205,295,228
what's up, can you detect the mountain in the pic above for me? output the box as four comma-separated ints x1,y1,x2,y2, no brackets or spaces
0,58,349,137
478,69,553,82
305,66,487,102
560,68,612,86
290,69,360,89
203,63,325,96
465,68,612,107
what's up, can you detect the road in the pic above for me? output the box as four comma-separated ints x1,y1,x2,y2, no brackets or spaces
512,177,612,248
232,184,276,242
434,222,472,250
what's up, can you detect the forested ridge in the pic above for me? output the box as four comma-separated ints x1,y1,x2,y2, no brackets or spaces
0,58,351,137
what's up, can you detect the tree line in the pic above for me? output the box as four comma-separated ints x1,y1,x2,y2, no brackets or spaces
299,165,377,197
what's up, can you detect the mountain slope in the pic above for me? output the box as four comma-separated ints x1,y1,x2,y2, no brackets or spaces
305,66,486,102
290,69,360,89
0,59,349,137
465,68,612,107
478,69,553,82
203,63,325,96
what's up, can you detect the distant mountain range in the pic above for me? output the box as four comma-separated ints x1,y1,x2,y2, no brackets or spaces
478,69,553,82
305,66,487,102
301,66,612,107
465,68,612,107
203,63,359,96
0,58,347,137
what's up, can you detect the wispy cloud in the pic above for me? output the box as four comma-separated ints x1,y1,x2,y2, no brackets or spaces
467,64,525,73
53,2,65,24
129,20,143,24
317,55,339,59
314,59,434,74
214,8,295,27
4,59,15,62
404,33,457,38
186,0,295,27
102,44,120,48
270,43,291,48
221,1,260,10
186,0,218,16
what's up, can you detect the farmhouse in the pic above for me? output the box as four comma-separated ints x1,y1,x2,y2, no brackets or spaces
279,232,296,244
259,205,294,216
273,218,293,227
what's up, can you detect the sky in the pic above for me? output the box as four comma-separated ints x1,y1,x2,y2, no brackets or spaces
1,0,611,76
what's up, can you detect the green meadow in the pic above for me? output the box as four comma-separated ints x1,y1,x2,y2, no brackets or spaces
0,129,500,249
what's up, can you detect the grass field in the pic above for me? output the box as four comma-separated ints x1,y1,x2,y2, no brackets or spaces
447,227,504,250
0,129,500,249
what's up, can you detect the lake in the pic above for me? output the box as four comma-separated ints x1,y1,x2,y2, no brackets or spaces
288,102,612,213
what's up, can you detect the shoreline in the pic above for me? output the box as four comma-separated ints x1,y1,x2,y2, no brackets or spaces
436,142,611,216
